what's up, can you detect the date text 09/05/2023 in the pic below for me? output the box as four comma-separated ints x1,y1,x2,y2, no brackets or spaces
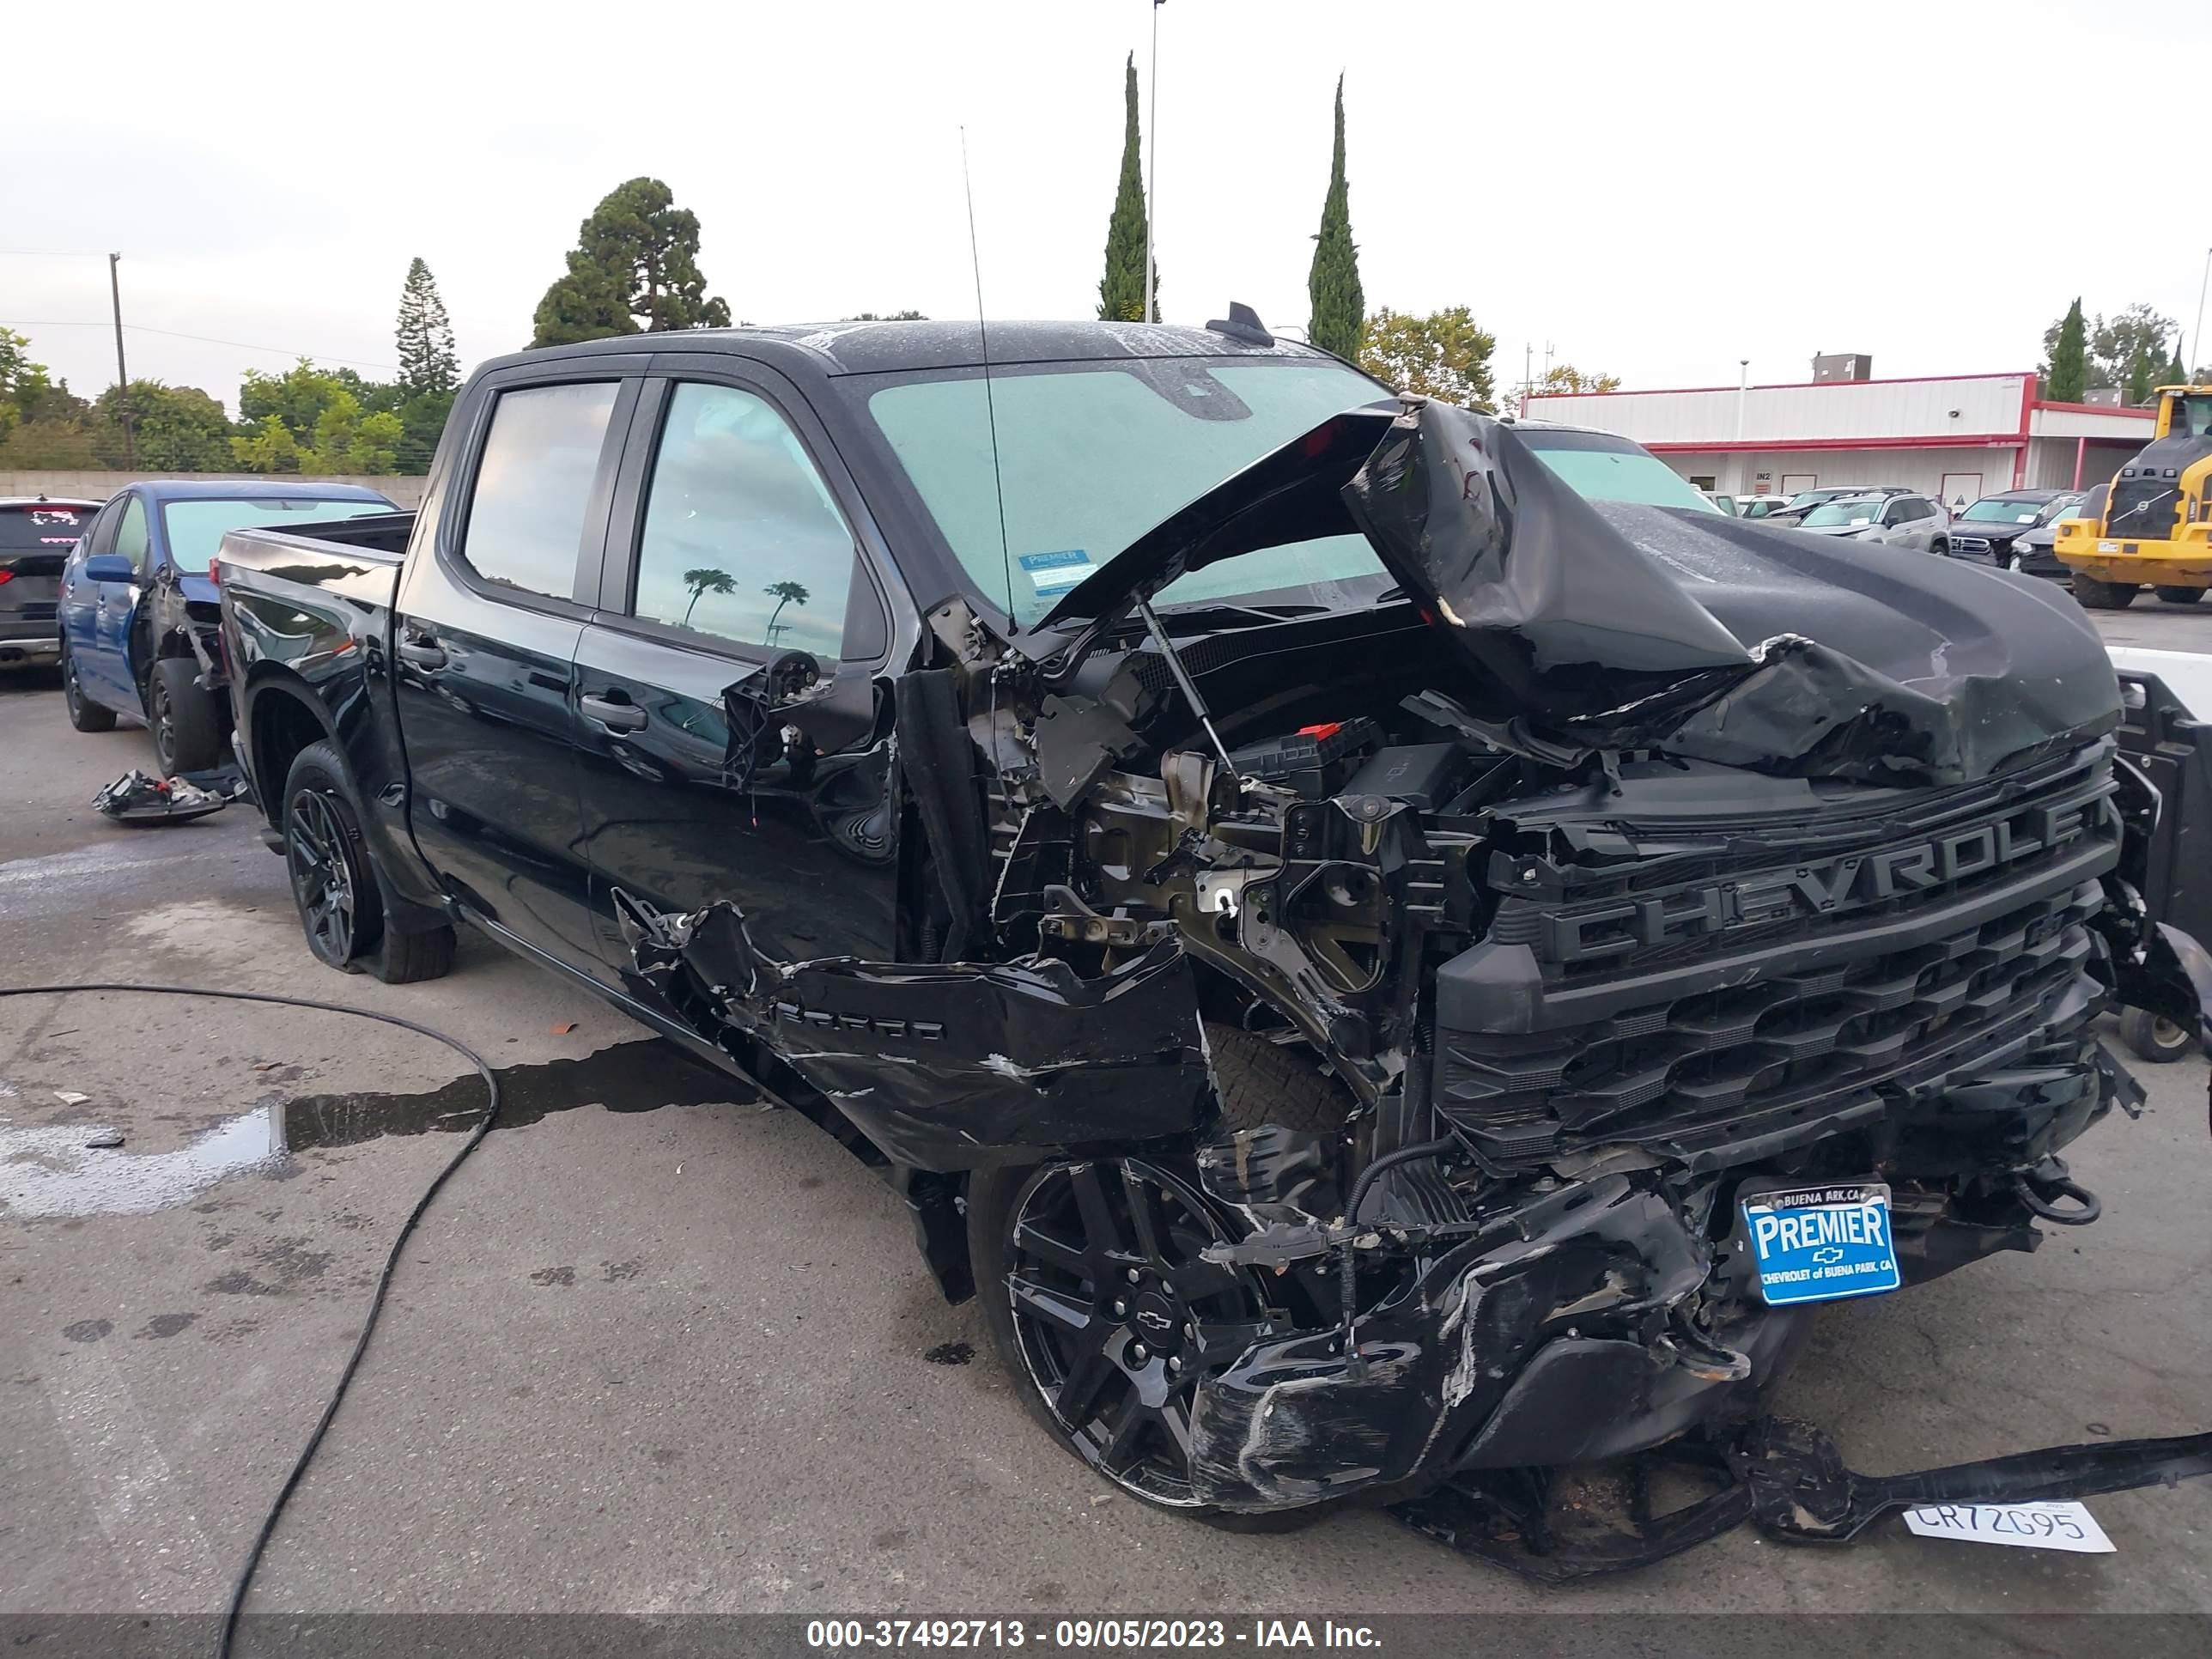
805,1620,1384,1650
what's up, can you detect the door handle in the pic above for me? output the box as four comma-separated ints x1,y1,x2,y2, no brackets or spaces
580,692,647,732
397,639,447,670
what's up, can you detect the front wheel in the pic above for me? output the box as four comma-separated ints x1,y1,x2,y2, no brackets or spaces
1929,538,1948,557
2153,586,2204,605
150,657,223,772
283,740,454,982
62,641,117,732
2070,575,2139,609
2119,1006,2197,1062
970,1156,1292,1518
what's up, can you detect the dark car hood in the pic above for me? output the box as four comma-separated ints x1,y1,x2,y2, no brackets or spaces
1950,520,2033,542
1036,402,2118,787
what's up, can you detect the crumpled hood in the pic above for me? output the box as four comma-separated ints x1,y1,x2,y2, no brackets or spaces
1038,400,2119,787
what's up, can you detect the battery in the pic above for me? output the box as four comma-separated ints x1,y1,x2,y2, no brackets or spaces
1225,717,1381,794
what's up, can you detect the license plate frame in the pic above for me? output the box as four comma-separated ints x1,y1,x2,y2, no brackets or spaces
1740,1181,1901,1307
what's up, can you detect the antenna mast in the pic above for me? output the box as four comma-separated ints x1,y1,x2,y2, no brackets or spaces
959,127,1016,627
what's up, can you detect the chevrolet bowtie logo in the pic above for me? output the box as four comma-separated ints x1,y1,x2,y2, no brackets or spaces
1811,1246,1845,1265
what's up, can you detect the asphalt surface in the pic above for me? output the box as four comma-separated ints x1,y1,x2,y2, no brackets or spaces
3,599,2209,1624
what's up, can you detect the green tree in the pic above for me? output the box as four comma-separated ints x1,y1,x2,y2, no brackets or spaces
91,381,231,471
231,360,403,474
2125,337,2160,404
1539,362,1621,396
2045,301,2179,392
1358,307,1497,409
1307,76,1364,360
2044,298,2087,402
842,311,928,321
0,328,51,433
763,579,810,645
682,566,736,627
532,178,732,348
1097,54,1156,322
2160,342,2187,388
395,258,459,393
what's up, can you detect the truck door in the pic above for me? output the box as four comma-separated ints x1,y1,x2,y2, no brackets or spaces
391,363,645,976
574,371,902,975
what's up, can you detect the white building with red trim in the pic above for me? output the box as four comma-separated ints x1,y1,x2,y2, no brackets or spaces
1519,372,2154,509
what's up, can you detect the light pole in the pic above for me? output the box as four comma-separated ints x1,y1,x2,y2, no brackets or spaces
1144,1,1163,324
2191,245,2209,382
1735,359,1749,441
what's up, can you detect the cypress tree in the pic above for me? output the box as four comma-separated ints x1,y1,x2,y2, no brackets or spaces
2045,298,2087,403
395,258,459,393
1307,76,1364,360
532,178,732,348
1097,54,1155,322
2160,340,2186,387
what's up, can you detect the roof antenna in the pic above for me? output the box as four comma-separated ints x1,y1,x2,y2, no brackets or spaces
960,126,1015,629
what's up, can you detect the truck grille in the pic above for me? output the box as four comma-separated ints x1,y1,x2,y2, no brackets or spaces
1437,744,2121,1166
2106,476,2180,541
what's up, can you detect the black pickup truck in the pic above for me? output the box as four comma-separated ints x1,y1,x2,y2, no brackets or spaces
215,317,2212,1568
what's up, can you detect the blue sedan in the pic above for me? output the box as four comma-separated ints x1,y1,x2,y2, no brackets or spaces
58,479,398,772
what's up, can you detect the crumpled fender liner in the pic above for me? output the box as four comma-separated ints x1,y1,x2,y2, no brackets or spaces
1389,1415,2212,1581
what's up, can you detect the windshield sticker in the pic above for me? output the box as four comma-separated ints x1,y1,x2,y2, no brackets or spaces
1019,549,1093,597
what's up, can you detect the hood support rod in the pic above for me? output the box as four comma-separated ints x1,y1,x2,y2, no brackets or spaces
1136,595,1236,770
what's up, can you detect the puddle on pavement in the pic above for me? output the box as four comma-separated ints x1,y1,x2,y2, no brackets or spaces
1,1039,752,1219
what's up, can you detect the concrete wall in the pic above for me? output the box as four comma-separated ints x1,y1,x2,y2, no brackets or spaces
1661,445,2020,501
0,471,428,509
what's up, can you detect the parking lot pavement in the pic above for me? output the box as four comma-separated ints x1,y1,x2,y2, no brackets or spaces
2,653,2209,1622
2084,598,2212,652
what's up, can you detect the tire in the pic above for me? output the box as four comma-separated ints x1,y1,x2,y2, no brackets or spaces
2118,1006,2196,1063
2070,575,2138,609
1204,1019,1353,1133
149,657,223,772
282,740,455,983
2153,586,2204,605
61,641,117,732
1929,539,1948,557
969,1156,1310,1526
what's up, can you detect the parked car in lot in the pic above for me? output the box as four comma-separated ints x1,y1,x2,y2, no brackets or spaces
1755,484,1886,525
1701,489,1739,515
213,318,2212,1550
57,479,397,771
2016,485,2103,580
1,495,101,670
1793,489,1950,552
1945,489,2083,568
1734,495,1796,520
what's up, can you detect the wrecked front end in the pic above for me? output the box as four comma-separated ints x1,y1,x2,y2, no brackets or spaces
623,399,2212,1555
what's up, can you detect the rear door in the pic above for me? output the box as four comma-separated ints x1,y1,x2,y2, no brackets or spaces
573,364,906,976
392,360,645,975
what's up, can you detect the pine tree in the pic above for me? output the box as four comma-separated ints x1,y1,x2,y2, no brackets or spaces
1097,54,1156,322
532,178,732,348
2125,337,2160,405
2045,298,2087,403
2160,340,2186,387
1308,77,1364,360
394,258,459,393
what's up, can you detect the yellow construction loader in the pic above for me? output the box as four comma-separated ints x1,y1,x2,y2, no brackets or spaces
2057,385,2212,608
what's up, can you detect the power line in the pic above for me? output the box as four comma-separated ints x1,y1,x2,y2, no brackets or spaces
1,319,398,373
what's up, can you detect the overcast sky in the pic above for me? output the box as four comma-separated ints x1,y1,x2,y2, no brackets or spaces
8,0,2209,416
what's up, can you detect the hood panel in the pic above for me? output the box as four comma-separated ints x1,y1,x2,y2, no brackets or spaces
1042,400,2118,787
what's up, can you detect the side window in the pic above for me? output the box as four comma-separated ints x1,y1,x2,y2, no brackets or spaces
459,382,621,600
78,501,119,557
630,381,858,659
113,496,149,571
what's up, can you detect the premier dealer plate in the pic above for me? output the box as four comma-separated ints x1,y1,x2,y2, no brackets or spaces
1741,1182,1901,1306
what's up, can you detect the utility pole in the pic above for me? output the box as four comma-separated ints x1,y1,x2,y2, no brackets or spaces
108,252,137,469
1144,0,1163,324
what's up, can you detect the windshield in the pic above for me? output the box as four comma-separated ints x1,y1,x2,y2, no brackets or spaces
1802,498,1883,527
0,502,97,553
160,497,395,574
1516,429,1720,513
2172,393,2212,439
1960,496,2046,523
859,358,1392,623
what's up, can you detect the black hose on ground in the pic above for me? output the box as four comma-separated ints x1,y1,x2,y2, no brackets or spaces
0,981,501,1659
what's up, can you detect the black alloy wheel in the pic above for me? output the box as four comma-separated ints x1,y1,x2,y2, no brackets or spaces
149,673,178,773
63,643,115,732
286,786,361,968
999,1158,1275,1509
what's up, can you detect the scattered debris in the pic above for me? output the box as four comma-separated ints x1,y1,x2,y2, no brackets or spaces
92,769,229,827
52,1091,90,1106
923,1340,975,1366
550,1021,578,1035
82,1130,124,1149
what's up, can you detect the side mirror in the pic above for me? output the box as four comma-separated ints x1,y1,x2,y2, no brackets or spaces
82,554,135,584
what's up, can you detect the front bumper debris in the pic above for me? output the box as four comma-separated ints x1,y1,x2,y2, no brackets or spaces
1392,1415,2212,1581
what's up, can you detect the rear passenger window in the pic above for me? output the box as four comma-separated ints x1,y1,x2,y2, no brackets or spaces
631,382,856,659
460,382,620,600
115,497,149,571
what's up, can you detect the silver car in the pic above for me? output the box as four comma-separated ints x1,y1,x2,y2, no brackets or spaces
1793,490,1951,554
